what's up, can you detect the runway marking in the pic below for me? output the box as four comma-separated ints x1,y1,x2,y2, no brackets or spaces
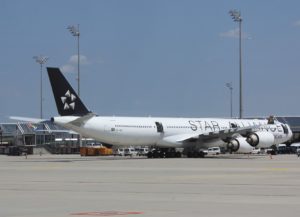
71,211,144,216
263,168,289,171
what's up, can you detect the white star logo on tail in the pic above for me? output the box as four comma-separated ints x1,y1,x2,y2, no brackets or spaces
61,90,76,110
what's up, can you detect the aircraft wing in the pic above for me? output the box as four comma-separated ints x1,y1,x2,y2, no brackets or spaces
180,126,259,143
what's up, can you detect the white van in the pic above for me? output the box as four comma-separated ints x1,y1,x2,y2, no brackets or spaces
113,148,125,156
297,148,300,157
136,147,149,156
207,147,221,155
124,147,138,157
251,148,263,154
291,143,300,150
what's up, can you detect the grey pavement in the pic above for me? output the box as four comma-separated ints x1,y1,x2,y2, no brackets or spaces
0,154,300,217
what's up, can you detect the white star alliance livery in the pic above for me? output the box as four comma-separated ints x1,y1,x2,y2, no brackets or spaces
47,67,292,158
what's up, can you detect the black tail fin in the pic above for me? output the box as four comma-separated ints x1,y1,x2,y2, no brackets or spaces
47,67,90,116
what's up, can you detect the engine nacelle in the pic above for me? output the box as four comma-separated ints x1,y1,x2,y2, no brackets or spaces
227,137,254,153
246,132,275,148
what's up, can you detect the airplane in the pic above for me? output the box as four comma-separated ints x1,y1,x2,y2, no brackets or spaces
47,67,293,158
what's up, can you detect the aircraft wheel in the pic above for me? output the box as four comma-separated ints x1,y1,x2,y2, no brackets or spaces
153,151,160,158
198,152,205,158
175,152,182,158
192,152,199,158
147,152,153,158
160,151,166,158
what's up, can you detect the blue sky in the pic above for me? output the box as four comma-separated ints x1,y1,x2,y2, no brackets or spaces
1,0,300,122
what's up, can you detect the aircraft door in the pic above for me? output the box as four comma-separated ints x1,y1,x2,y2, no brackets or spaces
155,122,164,133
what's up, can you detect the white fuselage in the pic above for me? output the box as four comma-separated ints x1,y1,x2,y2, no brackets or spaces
53,116,293,149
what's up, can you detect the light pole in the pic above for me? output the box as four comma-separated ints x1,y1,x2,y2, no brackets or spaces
67,25,81,147
0,126,3,145
67,24,80,96
33,55,49,119
226,82,233,118
229,9,243,119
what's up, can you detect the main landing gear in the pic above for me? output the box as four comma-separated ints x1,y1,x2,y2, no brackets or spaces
186,151,206,158
184,147,207,158
147,148,182,158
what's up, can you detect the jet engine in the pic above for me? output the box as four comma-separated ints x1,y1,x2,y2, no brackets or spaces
246,132,275,148
227,137,253,153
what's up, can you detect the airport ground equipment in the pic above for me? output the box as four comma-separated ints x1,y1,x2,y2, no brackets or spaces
80,146,112,156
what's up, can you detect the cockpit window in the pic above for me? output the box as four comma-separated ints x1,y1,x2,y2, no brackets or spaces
267,116,275,124
230,123,237,128
282,124,289,134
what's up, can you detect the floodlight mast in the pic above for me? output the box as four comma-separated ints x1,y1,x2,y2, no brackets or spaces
67,24,80,96
33,55,49,119
0,127,2,145
67,24,82,148
226,82,233,118
229,9,243,119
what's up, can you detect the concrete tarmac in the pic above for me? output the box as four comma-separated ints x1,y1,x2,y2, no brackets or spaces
0,154,300,217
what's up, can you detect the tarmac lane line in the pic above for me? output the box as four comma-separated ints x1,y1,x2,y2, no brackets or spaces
70,211,144,216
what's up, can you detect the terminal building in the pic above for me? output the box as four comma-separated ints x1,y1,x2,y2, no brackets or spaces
0,121,87,155
1,116,300,155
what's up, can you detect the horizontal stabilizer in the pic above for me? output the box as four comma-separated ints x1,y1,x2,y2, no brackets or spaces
9,116,45,123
